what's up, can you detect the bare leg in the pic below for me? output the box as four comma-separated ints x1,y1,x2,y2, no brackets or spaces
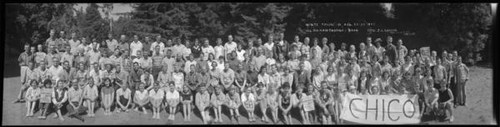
187,104,192,121
25,101,30,116
217,106,222,122
57,110,64,121
30,101,36,116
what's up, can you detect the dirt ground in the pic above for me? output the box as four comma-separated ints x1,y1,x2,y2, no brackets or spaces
2,66,496,125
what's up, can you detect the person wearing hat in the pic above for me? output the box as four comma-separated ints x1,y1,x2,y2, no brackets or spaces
196,85,211,124
373,38,385,62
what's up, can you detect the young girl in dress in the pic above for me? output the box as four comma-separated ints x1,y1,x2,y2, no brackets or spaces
266,85,279,124
84,78,98,117
211,85,226,123
302,84,316,124
358,71,369,95
226,87,242,124
165,83,180,120
242,87,256,122
196,85,211,124
180,85,193,121
380,71,391,95
38,79,53,119
25,80,40,117
278,83,293,124
255,83,269,123
101,78,115,115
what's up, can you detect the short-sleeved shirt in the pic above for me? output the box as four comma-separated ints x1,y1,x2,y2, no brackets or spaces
116,88,131,99
221,69,235,85
135,90,148,100
130,41,143,57
165,90,180,100
68,88,83,102
149,89,164,100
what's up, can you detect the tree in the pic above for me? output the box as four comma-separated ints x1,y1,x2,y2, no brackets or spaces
393,3,493,65
79,3,109,40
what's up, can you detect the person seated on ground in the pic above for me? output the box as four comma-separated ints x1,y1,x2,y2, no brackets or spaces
278,83,293,124
149,82,164,120
101,78,115,116
211,85,226,123
226,87,242,124
302,84,316,124
241,87,256,122
424,80,439,116
165,83,180,121
66,79,86,122
134,83,149,114
437,81,454,122
38,79,53,119
180,85,193,122
115,80,132,113
266,85,279,124
83,78,98,117
196,85,211,124
315,81,333,124
25,80,40,117
255,82,269,123
51,80,68,121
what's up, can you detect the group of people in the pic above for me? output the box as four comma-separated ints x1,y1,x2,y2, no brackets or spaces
14,29,470,124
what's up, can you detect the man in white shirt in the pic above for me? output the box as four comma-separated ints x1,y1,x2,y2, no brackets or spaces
68,32,81,55
214,38,224,60
130,35,143,59
224,35,237,58
106,33,119,52
263,34,275,56
201,38,215,61
48,57,64,81
151,35,165,56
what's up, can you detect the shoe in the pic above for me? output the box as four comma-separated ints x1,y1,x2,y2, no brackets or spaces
450,116,454,122
12,99,21,104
